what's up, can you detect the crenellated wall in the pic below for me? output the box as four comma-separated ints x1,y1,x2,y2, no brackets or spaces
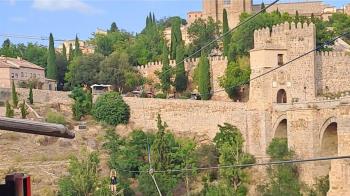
315,51,350,95
137,56,229,100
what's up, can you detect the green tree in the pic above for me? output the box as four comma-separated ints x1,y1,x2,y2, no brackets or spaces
214,123,255,195
223,9,230,57
68,43,74,62
92,92,130,126
158,43,172,94
58,151,107,196
198,53,211,100
170,17,182,59
295,10,300,24
219,60,250,100
174,44,187,92
74,35,82,57
11,80,18,108
5,101,14,118
56,52,68,90
110,22,118,33
69,87,92,120
258,138,302,196
261,2,266,12
28,85,33,104
46,33,57,80
22,43,48,69
19,100,29,119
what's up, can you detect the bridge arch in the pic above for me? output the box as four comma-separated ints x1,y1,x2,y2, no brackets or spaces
320,117,338,157
272,114,288,139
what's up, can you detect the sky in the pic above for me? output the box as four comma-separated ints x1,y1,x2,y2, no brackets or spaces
0,0,348,46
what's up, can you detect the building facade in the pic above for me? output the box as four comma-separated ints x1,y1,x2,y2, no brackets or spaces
0,56,56,90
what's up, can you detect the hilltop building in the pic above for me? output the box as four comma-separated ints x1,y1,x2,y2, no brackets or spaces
57,40,95,56
0,56,56,90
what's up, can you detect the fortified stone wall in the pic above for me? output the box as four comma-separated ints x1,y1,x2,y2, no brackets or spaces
137,56,229,100
315,51,350,95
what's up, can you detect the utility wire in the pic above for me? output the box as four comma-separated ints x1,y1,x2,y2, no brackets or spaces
0,33,66,42
153,155,350,173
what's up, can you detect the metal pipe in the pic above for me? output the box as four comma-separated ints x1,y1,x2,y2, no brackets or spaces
0,117,75,139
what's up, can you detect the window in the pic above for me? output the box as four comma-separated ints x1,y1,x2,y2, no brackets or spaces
11,73,14,79
224,0,231,5
278,54,284,66
21,72,24,77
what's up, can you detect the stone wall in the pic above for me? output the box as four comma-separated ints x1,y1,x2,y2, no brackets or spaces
315,51,350,95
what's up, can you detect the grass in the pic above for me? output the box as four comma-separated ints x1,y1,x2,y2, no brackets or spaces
46,110,66,125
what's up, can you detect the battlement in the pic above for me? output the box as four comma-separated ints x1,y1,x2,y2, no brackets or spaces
254,22,315,49
316,51,349,57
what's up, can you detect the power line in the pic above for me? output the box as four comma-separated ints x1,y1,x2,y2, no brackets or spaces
0,33,66,42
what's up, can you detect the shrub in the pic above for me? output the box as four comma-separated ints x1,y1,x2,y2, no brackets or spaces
20,100,29,119
92,92,130,126
155,93,167,99
11,80,18,108
28,86,34,104
69,87,92,120
5,101,14,118
46,111,66,125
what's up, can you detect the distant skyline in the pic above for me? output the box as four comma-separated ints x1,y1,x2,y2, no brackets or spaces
0,0,348,45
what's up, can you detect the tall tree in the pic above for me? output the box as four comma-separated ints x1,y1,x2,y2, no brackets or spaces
28,85,33,104
223,9,230,57
198,52,211,100
174,44,187,92
170,18,182,59
295,10,300,24
159,43,172,94
11,80,18,108
62,44,67,62
74,35,82,57
68,43,73,62
46,33,57,80
261,2,266,12
110,22,118,33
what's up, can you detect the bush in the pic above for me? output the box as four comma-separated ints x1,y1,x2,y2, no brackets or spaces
69,87,92,120
28,86,34,104
20,100,29,119
155,93,167,99
5,101,14,118
92,92,130,126
46,111,66,125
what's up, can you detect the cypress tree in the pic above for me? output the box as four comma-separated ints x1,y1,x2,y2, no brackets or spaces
170,19,182,59
5,101,14,118
146,15,150,29
261,2,266,12
28,85,33,104
311,13,315,23
11,80,18,108
110,22,118,32
174,44,187,92
74,35,82,57
160,43,171,94
47,33,57,80
198,52,211,100
62,44,67,62
223,9,230,57
68,43,73,62
20,100,28,119
152,13,156,25
295,11,300,24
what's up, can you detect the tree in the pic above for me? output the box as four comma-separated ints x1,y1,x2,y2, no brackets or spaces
258,138,302,196
261,2,266,12
68,43,74,62
92,92,130,126
174,44,187,92
20,100,29,119
187,17,220,57
110,22,118,33
11,80,18,108
223,9,230,57
219,60,250,100
295,10,300,24
56,52,68,90
46,33,57,80
170,17,182,59
5,101,14,118
213,123,255,195
58,151,108,196
198,53,211,100
74,35,82,57
69,87,92,120
158,43,172,94
28,85,33,104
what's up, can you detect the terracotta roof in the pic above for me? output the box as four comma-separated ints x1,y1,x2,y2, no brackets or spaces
0,57,44,70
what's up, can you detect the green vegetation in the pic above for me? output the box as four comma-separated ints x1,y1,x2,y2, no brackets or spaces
74,35,82,57
58,151,110,196
158,43,172,94
170,17,182,59
258,138,302,196
198,52,211,100
46,110,66,125
11,80,18,108
92,92,130,126
19,100,29,119
174,44,187,92
223,9,230,57
69,87,92,120
47,33,57,80
28,85,33,104
5,100,14,118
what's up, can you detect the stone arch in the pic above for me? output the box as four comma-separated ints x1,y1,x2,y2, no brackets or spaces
277,89,287,103
273,114,288,139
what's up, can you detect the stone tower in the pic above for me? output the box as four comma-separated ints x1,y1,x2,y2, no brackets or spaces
202,0,252,28
249,22,317,110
